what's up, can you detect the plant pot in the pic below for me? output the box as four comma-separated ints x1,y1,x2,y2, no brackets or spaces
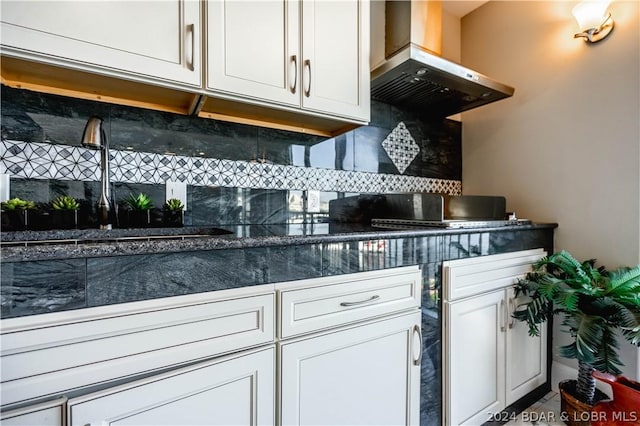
590,371,640,426
51,210,78,230
1,209,28,231
119,210,151,228
0,209,48,231
29,210,51,230
560,379,610,426
162,210,184,228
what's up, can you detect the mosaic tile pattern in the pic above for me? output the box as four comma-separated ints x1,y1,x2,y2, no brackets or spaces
0,140,461,195
381,122,420,174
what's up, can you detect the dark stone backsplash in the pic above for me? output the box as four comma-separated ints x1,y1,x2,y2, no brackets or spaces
1,85,461,227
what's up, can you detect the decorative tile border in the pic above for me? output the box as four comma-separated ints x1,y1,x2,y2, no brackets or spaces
0,140,461,195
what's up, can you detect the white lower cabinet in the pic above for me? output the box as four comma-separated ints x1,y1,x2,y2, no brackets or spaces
1,288,275,407
443,249,548,426
280,311,421,426
505,286,548,404
277,266,423,426
67,347,275,426
1,266,423,425
0,398,65,426
445,289,507,426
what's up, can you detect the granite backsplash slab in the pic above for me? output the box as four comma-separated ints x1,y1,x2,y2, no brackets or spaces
1,85,462,229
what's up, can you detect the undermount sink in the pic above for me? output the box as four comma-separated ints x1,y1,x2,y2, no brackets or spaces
0,226,234,247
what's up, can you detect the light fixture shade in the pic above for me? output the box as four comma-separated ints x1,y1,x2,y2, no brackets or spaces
572,0,611,30
572,0,614,42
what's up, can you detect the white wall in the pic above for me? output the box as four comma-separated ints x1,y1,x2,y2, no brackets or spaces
460,1,640,379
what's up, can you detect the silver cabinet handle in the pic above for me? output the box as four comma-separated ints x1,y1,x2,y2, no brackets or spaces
339,295,380,307
303,59,311,97
186,24,195,71
500,299,506,332
413,324,423,366
508,297,516,329
290,55,297,94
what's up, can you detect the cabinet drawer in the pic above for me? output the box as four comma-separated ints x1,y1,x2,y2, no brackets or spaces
443,249,546,301
1,287,275,407
277,266,421,338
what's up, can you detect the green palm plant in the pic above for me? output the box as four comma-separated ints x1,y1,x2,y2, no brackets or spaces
513,250,640,405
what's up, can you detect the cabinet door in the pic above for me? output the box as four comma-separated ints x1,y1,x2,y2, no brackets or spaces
1,0,201,87
280,311,421,426
301,0,370,121
206,0,300,106
67,347,274,426
445,290,506,426
505,287,547,405
0,398,65,426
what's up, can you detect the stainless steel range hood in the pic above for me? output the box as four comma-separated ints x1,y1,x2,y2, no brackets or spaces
371,1,515,117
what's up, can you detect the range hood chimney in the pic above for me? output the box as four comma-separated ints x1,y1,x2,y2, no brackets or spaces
371,1,514,117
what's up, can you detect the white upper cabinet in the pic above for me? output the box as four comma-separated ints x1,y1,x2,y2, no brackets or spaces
206,0,300,106
205,0,369,123
0,0,201,88
1,0,369,133
300,0,369,121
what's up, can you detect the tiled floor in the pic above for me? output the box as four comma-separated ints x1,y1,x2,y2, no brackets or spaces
505,392,565,426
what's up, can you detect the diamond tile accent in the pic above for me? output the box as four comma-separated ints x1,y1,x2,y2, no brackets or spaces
381,122,420,174
0,140,461,196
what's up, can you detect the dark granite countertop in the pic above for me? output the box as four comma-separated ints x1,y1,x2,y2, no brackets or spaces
0,222,558,262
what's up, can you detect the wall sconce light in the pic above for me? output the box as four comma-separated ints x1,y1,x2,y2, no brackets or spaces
572,0,615,43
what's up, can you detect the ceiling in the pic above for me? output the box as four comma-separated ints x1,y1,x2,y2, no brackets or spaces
441,1,489,18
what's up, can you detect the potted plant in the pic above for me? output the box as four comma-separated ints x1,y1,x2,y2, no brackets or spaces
162,198,184,227
120,193,154,228
51,195,80,229
513,250,640,425
1,197,37,231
